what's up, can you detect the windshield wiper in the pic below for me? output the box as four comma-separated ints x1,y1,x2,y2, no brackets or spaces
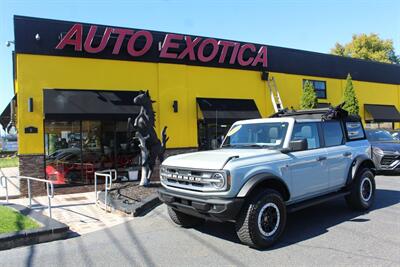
243,144,270,148
223,144,270,148
221,144,233,148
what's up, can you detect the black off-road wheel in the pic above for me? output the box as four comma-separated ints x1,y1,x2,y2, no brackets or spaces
345,168,375,211
167,206,204,228
235,189,287,249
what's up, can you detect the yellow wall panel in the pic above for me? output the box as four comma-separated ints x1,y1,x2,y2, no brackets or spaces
270,72,344,111
16,54,159,154
15,54,400,155
352,80,399,124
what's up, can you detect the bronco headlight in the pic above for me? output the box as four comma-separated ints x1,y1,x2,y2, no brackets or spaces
210,173,225,189
160,167,168,181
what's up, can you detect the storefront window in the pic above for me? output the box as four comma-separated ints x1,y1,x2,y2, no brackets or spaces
45,120,140,186
45,121,82,185
115,121,139,173
198,121,231,150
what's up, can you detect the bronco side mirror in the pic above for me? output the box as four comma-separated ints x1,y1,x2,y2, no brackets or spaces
281,139,308,153
289,139,308,152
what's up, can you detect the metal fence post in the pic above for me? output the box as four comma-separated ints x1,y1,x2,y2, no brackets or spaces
94,169,117,213
105,174,108,212
5,177,8,203
27,178,32,208
95,172,98,203
0,175,8,203
46,183,53,219
4,176,54,218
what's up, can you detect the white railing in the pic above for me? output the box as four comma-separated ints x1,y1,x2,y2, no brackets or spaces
0,174,54,219
0,173,8,203
94,169,117,212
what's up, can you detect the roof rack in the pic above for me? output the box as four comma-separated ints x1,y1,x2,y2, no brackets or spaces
269,102,360,121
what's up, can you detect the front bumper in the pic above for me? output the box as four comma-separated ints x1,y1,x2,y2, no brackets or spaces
373,152,400,172
158,188,244,222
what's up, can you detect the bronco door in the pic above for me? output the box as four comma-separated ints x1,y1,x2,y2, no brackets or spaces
288,122,329,201
322,121,353,189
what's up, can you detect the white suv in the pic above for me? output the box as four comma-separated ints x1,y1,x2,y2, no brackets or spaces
159,107,375,249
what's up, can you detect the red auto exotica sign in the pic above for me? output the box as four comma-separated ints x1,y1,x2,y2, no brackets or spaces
56,24,268,68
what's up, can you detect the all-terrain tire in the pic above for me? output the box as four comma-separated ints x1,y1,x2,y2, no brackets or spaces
235,189,286,249
345,168,375,211
167,206,204,228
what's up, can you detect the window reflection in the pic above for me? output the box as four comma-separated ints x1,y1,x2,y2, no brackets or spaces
45,121,82,185
45,120,140,186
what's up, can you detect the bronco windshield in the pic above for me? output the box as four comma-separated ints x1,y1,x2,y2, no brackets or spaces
222,122,288,148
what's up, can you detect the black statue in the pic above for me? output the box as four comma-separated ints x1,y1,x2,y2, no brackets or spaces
127,90,169,186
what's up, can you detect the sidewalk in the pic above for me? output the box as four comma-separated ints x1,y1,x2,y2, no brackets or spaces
0,167,20,199
7,191,133,235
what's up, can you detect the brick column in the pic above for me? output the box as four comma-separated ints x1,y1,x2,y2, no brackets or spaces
19,154,47,196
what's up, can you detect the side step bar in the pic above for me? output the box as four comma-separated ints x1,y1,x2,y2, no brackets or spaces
287,190,350,213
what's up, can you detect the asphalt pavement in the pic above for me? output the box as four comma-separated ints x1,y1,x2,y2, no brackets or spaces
1,175,399,267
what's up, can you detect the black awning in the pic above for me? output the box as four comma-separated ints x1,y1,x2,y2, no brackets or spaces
44,89,141,120
0,95,16,129
197,98,261,123
0,103,11,129
364,104,400,122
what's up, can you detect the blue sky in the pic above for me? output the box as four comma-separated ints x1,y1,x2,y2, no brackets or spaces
0,0,399,123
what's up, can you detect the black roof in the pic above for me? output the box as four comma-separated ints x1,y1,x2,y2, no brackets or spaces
13,15,400,85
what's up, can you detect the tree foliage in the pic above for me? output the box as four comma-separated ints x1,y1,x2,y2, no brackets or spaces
342,74,359,115
331,33,399,64
300,80,318,109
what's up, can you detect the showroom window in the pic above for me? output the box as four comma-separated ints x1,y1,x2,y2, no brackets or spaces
303,79,327,99
44,121,83,185
44,120,140,186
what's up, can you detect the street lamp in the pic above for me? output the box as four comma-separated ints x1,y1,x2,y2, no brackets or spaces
5,41,15,47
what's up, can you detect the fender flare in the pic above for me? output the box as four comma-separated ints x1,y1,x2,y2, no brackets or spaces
346,155,376,186
237,173,290,200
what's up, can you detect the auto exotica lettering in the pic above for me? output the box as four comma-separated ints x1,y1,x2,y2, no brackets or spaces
56,24,267,67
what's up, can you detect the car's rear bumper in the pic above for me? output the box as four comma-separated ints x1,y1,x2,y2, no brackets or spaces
158,188,244,222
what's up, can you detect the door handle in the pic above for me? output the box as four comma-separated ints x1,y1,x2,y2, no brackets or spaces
343,152,352,157
317,156,327,161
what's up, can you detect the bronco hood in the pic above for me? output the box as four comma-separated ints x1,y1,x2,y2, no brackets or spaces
162,148,278,170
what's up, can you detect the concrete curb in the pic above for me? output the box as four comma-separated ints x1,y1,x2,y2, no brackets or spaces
0,203,70,251
98,191,161,217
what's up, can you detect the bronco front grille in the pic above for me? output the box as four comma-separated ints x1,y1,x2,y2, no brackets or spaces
160,167,228,192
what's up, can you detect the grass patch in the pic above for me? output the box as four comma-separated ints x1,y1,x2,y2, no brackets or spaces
0,206,40,234
0,157,18,168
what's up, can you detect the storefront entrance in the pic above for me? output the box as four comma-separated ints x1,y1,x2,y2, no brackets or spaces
43,89,141,186
364,104,400,129
196,98,261,150
44,120,140,185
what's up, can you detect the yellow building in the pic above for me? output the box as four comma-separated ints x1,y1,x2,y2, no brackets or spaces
1,16,399,193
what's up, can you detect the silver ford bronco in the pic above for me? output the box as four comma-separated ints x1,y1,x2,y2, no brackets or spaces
158,107,375,249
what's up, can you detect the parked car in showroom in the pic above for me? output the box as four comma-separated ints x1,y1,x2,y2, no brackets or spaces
366,129,400,173
159,106,375,249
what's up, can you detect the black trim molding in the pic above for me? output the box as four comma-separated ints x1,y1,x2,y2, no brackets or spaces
14,15,400,85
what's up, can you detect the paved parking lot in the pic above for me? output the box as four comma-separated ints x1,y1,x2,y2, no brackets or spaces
1,175,399,266
11,191,133,235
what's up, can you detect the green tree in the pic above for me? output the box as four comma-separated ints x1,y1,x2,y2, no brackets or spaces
342,74,359,115
300,80,318,109
331,33,399,64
